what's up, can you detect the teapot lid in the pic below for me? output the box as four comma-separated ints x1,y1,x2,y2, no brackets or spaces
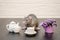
10,21,16,24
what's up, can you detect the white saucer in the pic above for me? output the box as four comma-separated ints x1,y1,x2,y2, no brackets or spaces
24,30,37,35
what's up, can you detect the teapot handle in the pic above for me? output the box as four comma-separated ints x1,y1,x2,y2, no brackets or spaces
6,24,9,30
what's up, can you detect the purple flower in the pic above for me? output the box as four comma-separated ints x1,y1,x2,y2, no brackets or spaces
40,18,57,27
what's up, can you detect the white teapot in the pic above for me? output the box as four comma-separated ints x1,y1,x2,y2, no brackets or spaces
24,27,37,35
6,21,21,33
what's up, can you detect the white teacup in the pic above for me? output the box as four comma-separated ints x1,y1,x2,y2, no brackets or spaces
24,27,37,35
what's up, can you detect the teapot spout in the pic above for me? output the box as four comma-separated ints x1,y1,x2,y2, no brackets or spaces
17,22,19,25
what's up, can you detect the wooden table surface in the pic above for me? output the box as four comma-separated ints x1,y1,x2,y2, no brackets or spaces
0,18,60,40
